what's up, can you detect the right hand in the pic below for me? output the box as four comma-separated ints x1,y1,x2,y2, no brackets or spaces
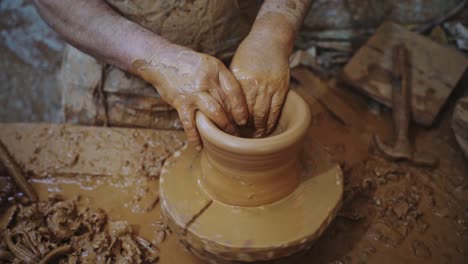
230,30,291,138
132,44,248,150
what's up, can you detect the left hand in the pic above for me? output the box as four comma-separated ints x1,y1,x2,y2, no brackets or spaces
133,44,248,149
230,29,291,137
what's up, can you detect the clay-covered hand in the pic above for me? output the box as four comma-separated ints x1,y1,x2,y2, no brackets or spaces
230,34,291,137
133,44,248,149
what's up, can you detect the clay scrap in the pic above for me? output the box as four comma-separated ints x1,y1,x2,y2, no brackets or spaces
0,197,159,263
342,21,468,126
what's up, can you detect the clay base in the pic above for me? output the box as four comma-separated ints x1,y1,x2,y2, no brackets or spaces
160,145,343,262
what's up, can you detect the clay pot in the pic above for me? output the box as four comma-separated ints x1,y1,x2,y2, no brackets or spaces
160,90,343,262
196,90,311,206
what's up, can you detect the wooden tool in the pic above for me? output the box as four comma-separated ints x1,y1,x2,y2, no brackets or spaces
0,140,37,202
373,44,438,167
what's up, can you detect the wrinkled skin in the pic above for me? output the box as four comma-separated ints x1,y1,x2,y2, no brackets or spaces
230,9,300,138
133,45,248,149
229,0,313,137
34,0,312,145
231,30,291,137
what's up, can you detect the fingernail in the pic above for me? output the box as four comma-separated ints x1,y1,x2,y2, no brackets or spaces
196,146,202,152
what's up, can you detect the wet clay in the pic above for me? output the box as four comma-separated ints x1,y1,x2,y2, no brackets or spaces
196,91,310,206
0,124,198,264
160,90,344,261
0,197,158,263
0,72,467,263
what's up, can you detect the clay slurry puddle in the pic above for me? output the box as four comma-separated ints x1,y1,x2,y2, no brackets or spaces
30,176,205,264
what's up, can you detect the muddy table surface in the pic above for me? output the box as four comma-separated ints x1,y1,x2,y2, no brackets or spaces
0,72,467,263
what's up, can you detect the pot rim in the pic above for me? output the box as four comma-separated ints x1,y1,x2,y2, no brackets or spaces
196,90,311,155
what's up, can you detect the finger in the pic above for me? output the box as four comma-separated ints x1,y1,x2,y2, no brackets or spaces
243,83,257,120
208,85,232,122
208,87,239,134
177,106,201,151
195,93,238,136
253,92,272,138
266,91,287,134
235,79,258,127
219,70,248,126
208,85,226,109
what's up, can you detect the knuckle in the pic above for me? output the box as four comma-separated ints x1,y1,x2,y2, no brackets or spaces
183,124,196,136
233,105,247,115
270,103,282,113
231,95,244,106
209,102,223,113
253,115,265,126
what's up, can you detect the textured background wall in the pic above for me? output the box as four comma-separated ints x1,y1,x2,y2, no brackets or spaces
304,0,462,30
0,0,464,123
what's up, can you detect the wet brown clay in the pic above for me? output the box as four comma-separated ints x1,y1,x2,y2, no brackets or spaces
1,77,467,263
197,90,310,207
160,90,344,262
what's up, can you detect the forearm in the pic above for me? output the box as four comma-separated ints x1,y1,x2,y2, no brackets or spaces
33,0,172,74
250,0,314,51
258,0,313,30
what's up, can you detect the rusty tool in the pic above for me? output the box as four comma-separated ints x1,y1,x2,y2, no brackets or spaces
373,44,438,167
0,140,38,202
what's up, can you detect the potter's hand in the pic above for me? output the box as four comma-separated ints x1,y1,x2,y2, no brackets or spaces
133,45,248,149
230,32,291,137
230,0,313,137
33,0,247,149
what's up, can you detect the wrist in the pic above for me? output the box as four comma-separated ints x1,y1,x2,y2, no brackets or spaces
131,41,196,89
130,40,184,86
248,13,296,54
122,19,179,74
145,42,188,64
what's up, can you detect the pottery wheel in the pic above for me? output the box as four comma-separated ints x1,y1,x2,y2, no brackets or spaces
160,145,343,262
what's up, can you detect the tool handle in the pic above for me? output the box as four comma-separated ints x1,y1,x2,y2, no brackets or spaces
0,140,38,202
391,44,412,148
